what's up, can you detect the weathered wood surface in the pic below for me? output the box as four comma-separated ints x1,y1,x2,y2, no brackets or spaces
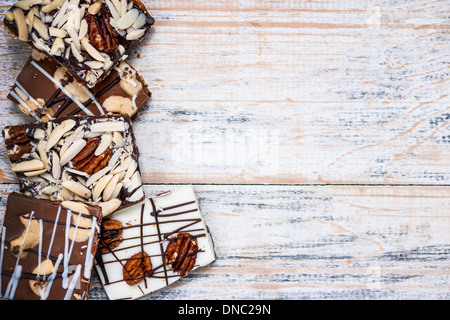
0,0,448,184
0,184,449,300
0,0,449,300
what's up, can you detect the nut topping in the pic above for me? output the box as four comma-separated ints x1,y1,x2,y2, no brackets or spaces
99,219,123,253
85,12,119,54
123,252,152,286
164,233,199,276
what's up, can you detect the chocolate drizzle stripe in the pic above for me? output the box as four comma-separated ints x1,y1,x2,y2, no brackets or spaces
97,197,209,289
30,60,94,116
67,76,121,117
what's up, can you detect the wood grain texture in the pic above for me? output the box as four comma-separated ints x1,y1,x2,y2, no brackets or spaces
0,0,448,184
1,184,448,300
0,0,448,301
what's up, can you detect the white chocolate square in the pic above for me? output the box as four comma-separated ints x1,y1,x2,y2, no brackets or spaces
94,186,216,300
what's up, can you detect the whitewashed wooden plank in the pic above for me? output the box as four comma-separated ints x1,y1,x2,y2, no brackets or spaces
0,1,448,184
1,183,448,299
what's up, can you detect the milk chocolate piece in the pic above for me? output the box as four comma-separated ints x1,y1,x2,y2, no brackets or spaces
0,193,102,300
2,115,144,211
95,186,216,300
4,0,154,88
8,51,151,121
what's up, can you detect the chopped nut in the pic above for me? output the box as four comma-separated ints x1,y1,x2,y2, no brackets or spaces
126,28,146,41
85,12,119,54
81,37,105,62
164,233,198,276
117,8,139,30
11,159,45,173
46,119,77,151
62,179,92,199
123,252,152,286
41,0,66,14
13,8,28,41
99,219,123,253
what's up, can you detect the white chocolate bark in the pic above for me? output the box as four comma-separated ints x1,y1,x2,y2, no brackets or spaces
94,186,216,300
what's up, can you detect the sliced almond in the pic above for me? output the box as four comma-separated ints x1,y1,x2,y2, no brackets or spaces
50,37,65,56
93,174,113,202
5,11,15,22
49,27,67,38
84,61,105,69
59,126,85,158
109,182,123,201
41,0,66,13
79,19,88,39
127,170,141,192
81,37,105,62
124,159,137,179
132,13,147,30
14,1,32,11
95,133,113,156
11,159,44,172
52,151,61,180
60,139,87,166
37,140,49,170
59,187,73,201
105,0,121,21
126,29,146,41
86,166,112,187
88,1,103,15
120,0,128,16
23,168,47,177
13,8,28,42
33,17,50,41
128,186,144,202
34,128,46,140
46,119,76,151
97,199,121,217
62,179,92,199
118,8,139,30
26,10,35,32
90,121,126,132
102,174,120,201
112,131,125,148
61,201,90,215
70,42,84,63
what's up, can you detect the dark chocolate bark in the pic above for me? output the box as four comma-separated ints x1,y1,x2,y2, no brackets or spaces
3,115,144,211
4,0,154,87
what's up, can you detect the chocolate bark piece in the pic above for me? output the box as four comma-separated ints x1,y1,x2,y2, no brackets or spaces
8,51,151,121
2,115,144,212
4,0,154,88
0,192,102,300
95,186,216,300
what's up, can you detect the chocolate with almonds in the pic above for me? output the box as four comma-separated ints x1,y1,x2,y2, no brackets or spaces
8,51,151,121
4,0,154,88
2,115,144,213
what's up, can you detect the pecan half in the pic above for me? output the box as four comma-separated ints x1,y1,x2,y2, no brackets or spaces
72,137,112,174
123,252,152,286
72,137,100,165
164,233,198,276
5,126,29,148
85,12,119,54
99,219,123,253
